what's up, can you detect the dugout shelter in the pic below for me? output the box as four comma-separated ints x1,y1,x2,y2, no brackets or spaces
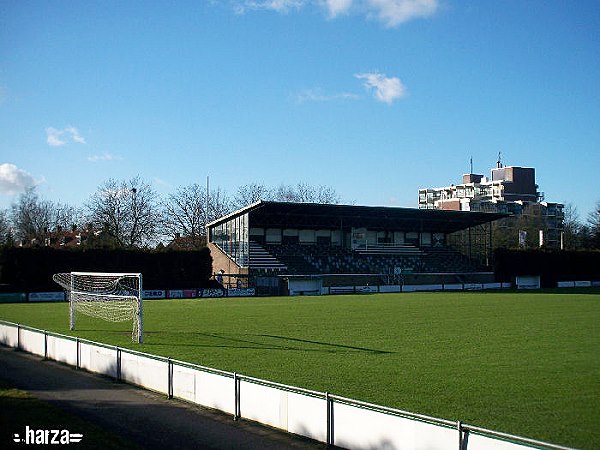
207,201,506,294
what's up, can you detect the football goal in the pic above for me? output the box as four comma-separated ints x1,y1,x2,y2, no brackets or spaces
53,272,143,343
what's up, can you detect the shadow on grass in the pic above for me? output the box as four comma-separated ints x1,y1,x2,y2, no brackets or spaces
260,334,392,354
140,332,393,354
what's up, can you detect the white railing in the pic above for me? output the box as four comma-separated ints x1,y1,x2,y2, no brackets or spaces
353,242,423,254
0,321,574,450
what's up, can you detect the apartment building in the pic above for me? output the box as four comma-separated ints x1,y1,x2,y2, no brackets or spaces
418,161,564,248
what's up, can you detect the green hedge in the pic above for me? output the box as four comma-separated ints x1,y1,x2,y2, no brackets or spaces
494,248,600,287
0,247,213,292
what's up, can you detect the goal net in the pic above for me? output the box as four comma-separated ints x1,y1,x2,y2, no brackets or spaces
53,272,143,343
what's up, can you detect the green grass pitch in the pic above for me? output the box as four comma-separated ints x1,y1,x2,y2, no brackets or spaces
1,290,598,449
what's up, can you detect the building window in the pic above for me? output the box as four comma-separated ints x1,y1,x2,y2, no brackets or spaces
211,213,250,267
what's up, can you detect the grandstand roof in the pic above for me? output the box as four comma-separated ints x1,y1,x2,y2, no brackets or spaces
208,201,507,234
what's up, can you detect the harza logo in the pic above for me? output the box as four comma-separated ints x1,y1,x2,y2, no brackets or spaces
13,426,83,445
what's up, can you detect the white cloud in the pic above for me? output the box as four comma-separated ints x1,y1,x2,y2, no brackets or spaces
87,152,122,163
46,126,86,147
296,88,360,103
236,0,306,13
0,163,37,195
46,127,67,147
323,0,353,17
355,72,406,104
367,0,438,27
66,126,86,144
153,177,172,189
233,0,438,26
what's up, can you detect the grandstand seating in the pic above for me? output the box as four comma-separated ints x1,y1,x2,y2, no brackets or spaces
353,243,423,256
423,247,481,273
249,242,287,271
207,201,501,285
261,242,482,275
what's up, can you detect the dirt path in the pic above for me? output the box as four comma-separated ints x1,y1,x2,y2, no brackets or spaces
0,346,327,449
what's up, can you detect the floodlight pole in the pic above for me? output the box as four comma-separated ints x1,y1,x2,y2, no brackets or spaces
206,175,210,229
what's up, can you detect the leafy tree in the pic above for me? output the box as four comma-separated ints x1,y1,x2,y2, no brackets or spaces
492,219,516,250
87,177,161,248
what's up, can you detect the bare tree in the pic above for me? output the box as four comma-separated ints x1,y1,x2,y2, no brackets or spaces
562,202,582,249
0,209,12,245
234,182,341,208
207,187,233,223
10,187,53,244
161,183,234,248
315,184,341,204
587,201,600,249
272,182,341,204
234,182,272,209
273,183,297,202
87,177,161,248
163,183,207,247
294,182,314,203
9,187,82,245
54,203,84,232
159,179,342,249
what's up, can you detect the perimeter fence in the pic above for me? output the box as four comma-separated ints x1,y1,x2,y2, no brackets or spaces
0,320,574,450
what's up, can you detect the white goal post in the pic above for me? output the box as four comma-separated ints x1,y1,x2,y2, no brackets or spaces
53,272,143,343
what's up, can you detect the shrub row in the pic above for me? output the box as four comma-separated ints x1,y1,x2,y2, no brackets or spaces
0,247,214,292
494,248,600,287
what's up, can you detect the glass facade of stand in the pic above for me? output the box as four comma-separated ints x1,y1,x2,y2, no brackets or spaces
210,213,249,267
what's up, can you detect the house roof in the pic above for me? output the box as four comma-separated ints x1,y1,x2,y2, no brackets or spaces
207,201,507,234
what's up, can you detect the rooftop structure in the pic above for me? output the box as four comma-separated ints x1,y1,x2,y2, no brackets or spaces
419,161,542,211
418,160,564,248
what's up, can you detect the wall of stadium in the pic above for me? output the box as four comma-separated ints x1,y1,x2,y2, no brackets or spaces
0,321,569,450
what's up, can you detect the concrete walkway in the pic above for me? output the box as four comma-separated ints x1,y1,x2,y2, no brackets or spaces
0,346,328,449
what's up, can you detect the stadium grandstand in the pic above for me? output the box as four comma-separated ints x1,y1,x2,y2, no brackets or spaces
207,201,506,295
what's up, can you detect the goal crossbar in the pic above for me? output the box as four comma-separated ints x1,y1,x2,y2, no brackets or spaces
70,291,139,301
70,271,142,277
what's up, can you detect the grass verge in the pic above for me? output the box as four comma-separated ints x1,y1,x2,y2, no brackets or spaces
0,378,139,449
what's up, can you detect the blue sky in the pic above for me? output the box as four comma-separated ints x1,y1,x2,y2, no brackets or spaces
1,0,599,219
